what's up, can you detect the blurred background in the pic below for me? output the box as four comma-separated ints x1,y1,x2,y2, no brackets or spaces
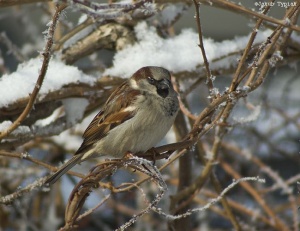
0,0,300,231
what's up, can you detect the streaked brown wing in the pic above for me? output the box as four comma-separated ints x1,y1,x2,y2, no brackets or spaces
75,81,140,155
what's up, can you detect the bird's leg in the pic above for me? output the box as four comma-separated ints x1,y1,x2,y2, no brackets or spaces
148,147,160,165
140,148,161,175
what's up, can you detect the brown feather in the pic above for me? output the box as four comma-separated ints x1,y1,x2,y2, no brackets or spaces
45,66,178,186
75,81,140,155
45,155,82,185
46,82,141,185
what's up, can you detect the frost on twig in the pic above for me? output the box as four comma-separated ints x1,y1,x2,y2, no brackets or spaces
59,157,167,231
0,176,47,205
62,0,157,19
153,176,265,220
0,4,66,140
233,104,261,124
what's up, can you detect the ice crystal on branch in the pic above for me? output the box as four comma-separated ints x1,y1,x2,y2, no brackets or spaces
140,2,156,15
62,0,156,20
269,50,283,67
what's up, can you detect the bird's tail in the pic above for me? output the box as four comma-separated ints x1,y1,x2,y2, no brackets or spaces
45,154,82,185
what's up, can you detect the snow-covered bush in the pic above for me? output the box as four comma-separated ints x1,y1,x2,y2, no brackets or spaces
0,1,300,231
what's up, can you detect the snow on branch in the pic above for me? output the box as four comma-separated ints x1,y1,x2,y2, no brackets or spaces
104,22,273,77
0,4,67,140
0,58,95,109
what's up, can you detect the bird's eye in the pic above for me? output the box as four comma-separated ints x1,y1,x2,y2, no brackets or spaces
147,76,155,85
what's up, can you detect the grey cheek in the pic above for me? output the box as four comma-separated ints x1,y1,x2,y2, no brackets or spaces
165,99,179,116
170,103,179,116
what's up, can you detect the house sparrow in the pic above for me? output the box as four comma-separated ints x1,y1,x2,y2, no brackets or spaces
45,66,179,185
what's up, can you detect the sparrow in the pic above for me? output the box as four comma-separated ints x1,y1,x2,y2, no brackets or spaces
45,66,179,185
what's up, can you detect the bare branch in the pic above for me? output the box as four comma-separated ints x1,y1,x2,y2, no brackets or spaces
0,3,67,140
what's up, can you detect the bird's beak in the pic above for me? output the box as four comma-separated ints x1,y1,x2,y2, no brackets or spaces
157,78,171,90
156,79,171,98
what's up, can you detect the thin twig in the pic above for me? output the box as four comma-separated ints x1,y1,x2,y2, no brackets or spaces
221,161,289,231
229,0,274,92
0,32,26,62
154,176,265,220
0,3,67,140
200,0,300,32
192,0,213,93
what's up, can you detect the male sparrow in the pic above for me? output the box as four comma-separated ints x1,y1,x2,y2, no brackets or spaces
45,66,179,185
